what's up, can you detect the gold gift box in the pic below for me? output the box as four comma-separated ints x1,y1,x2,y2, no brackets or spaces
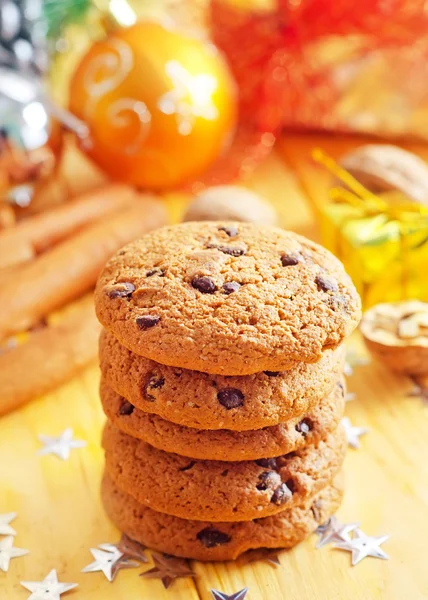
315,150,428,309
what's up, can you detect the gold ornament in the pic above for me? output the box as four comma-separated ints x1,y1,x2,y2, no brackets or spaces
69,21,237,190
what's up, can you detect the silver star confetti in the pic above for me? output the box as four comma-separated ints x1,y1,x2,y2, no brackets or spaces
343,362,353,377
21,569,77,599
37,428,87,460
344,350,371,375
0,512,17,536
211,589,249,600
141,552,196,589
0,536,29,572
82,543,139,582
239,547,282,566
316,516,359,548
116,534,148,563
334,528,389,566
341,417,368,449
345,392,356,403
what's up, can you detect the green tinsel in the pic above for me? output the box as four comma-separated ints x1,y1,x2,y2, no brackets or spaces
43,0,91,39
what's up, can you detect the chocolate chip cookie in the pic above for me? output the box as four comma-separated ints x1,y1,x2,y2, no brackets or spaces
102,422,346,522
100,379,345,461
102,471,344,560
95,222,361,375
99,329,345,430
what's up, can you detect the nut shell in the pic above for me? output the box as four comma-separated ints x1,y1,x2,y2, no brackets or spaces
361,300,428,376
183,185,278,225
339,144,428,204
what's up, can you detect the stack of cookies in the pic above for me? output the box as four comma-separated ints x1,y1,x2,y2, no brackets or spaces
94,222,361,561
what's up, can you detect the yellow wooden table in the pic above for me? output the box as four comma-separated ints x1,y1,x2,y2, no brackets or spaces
2,135,428,600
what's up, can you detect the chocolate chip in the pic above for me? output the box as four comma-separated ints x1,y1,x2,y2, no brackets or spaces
119,400,134,416
256,470,281,491
179,461,195,472
286,478,296,493
136,315,160,330
325,294,348,312
337,381,345,395
106,282,135,299
255,457,278,469
218,225,238,237
207,243,246,257
146,268,165,277
280,253,300,266
271,482,293,505
144,374,165,401
296,418,313,436
191,276,217,294
264,371,280,377
196,527,231,548
315,274,338,293
223,281,241,294
217,388,244,409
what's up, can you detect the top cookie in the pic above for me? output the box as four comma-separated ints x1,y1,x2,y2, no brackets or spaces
95,222,361,375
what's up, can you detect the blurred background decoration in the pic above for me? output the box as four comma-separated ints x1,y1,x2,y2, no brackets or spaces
1,0,428,303
211,0,428,138
3,0,428,201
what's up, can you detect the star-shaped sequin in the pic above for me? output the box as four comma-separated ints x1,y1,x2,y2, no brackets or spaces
341,417,368,449
37,428,87,460
211,589,249,600
0,512,17,536
0,536,29,572
344,350,371,376
334,528,389,565
239,547,281,566
82,543,139,582
21,569,77,599
316,516,359,548
116,534,148,563
141,553,196,589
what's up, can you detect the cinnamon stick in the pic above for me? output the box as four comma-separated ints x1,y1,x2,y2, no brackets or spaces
0,198,167,341
0,295,100,416
0,184,140,269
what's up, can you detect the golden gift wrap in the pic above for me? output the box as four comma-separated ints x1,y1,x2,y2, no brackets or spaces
316,151,428,309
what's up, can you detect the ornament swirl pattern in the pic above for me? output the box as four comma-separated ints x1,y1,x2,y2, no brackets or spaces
83,39,151,153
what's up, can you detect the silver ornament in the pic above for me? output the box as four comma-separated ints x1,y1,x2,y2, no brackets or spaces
0,69,58,206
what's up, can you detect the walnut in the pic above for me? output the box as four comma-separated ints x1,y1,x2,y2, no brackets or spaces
182,185,279,225
339,145,428,204
360,300,428,375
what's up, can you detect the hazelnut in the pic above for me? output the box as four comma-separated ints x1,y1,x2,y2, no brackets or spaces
182,185,279,225
360,300,428,375
339,144,428,204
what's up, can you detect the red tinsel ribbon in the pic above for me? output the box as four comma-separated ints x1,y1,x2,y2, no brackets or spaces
210,0,428,132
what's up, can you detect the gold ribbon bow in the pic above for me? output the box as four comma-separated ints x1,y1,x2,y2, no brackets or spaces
312,148,428,299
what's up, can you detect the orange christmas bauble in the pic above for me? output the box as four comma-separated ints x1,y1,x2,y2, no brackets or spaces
69,22,237,190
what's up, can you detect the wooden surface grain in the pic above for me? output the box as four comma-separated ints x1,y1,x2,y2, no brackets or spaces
1,135,427,600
